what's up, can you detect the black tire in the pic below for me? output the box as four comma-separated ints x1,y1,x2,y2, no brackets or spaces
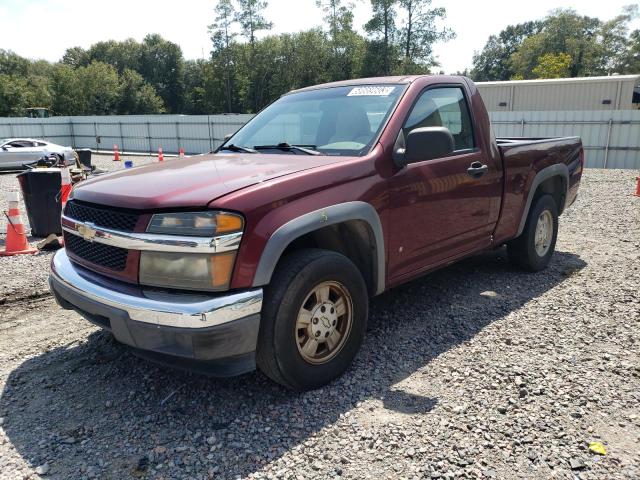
256,249,368,390
507,194,559,272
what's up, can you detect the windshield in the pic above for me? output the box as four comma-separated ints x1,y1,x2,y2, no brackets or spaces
222,84,405,156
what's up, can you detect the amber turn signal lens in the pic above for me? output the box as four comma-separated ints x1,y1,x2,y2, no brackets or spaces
211,251,236,288
215,213,243,234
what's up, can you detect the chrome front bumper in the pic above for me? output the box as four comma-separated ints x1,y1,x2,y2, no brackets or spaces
49,249,262,329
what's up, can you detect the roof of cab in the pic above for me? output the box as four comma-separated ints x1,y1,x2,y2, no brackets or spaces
288,75,424,95
286,75,472,95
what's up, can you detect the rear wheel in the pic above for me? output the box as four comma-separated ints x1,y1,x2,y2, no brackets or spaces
507,194,558,271
257,249,368,390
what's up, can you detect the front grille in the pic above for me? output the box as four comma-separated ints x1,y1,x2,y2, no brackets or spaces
64,200,139,232
64,232,128,271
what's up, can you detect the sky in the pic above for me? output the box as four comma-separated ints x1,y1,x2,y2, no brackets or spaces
1,0,639,74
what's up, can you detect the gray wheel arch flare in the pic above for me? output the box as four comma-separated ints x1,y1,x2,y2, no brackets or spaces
516,163,569,237
252,201,386,295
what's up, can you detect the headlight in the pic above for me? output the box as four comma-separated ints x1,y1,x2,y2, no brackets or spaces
139,251,236,291
141,210,243,291
146,211,243,236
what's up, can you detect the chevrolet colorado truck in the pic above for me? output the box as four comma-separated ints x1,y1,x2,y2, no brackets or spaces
49,75,583,390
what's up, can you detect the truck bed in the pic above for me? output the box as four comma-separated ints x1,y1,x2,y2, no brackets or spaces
493,136,583,244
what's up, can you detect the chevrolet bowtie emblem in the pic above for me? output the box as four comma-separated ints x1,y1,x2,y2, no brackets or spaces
77,224,97,242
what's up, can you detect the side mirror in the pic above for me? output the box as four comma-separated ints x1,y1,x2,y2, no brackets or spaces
395,127,454,167
223,133,233,141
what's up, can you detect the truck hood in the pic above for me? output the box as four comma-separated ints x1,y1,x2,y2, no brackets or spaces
73,153,343,210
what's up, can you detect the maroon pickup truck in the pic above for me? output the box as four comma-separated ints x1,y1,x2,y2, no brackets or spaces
49,75,583,390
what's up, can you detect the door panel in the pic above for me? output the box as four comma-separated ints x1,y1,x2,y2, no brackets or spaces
388,151,497,278
387,85,502,282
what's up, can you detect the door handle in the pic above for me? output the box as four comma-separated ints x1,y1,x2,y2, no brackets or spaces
467,161,488,178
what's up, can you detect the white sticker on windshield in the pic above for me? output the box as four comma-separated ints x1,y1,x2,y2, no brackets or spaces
347,86,395,97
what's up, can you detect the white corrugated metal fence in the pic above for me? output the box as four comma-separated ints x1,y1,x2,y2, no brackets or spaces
0,114,254,156
1,111,639,169
489,110,640,169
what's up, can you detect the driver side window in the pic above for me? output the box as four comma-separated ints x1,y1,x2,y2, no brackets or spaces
404,87,475,152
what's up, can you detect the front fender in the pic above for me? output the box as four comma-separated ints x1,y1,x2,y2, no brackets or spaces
252,201,386,295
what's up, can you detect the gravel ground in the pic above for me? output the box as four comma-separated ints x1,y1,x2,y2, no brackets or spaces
0,168,639,480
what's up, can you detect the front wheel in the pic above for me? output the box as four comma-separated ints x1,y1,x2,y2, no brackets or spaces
256,249,368,390
507,194,559,271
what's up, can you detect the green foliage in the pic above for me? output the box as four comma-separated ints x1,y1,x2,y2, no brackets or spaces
118,69,165,114
235,0,272,45
138,35,185,113
471,7,640,81
532,52,572,78
623,29,640,72
470,22,542,81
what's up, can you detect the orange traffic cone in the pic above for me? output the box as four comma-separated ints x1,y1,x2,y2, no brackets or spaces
158,147,164,162
634,177,640,197
114,145,121,162
0,191,37,256
179,147,185,159
60,167,72,209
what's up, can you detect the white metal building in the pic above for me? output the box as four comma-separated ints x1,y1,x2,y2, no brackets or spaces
477,75,640,112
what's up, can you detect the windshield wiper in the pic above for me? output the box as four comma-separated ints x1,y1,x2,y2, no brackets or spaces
253,143,321,155
219,144,257,153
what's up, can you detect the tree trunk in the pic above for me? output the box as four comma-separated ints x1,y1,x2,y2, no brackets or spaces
383,5,389,75
405,3,412,60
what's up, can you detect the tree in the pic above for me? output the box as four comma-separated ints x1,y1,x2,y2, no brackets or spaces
139,34,185,113
510,9,603,79
209,0,237,112
316,0,365,81
598,5,639,74
86,39,142,73
0,49,31,76
62,47,89,68
235,0,272,46
77,62,121,115
118,69,165,114
234,0,272,111
364,0,398,75
471,6,639,81
397,0,454,73
532,52,572,78
50,64,83,115
0,74,32,116
470,21,542,81
622,29,640,73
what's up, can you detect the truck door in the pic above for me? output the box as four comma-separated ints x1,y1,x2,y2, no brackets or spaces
387,85,502,282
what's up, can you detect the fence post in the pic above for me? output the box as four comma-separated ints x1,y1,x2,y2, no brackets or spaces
119,121,124,153
40,122,46,140
520,118,525,136
603,118,613,169
146,122,152,155
175,122,181,154
94,122,99,151
69,119,75,149
9,123,14,137
208,115,213,152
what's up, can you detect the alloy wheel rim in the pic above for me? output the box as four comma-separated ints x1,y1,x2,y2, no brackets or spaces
534,210,553,257
295,281,353,365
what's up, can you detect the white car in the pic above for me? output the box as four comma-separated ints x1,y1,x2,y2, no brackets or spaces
0,138,75,169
